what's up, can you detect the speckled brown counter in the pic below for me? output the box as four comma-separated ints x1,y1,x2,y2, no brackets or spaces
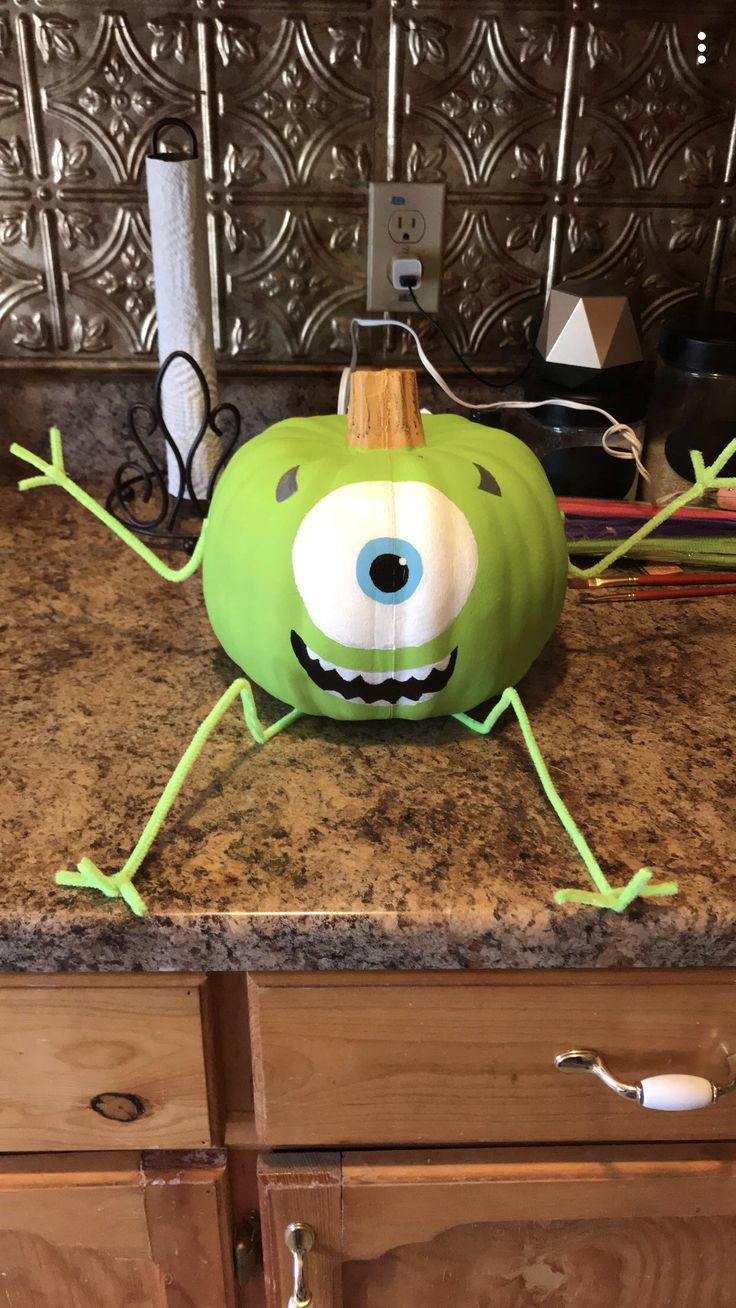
1,488,735,971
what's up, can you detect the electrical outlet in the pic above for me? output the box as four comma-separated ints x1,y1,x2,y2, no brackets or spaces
387,209,425,244
367,182,445,313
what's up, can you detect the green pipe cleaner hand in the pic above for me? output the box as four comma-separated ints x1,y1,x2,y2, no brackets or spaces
11,427,207,583
568,436,736,579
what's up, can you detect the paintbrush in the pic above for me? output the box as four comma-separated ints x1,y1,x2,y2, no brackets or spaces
570,570,736,590
580,583,736,603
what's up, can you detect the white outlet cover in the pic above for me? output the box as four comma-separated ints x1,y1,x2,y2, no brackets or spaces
367,182,445,313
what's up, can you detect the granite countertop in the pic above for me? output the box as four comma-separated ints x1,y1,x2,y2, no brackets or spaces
2,488,735,972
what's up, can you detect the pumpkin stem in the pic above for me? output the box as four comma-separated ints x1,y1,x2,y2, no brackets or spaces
346,368,426,449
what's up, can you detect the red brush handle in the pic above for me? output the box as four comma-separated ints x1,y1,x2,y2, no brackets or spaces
628,571,736,587
558,497,736,523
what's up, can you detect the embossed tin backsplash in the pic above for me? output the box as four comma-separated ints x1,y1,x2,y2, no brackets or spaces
0,0,734,369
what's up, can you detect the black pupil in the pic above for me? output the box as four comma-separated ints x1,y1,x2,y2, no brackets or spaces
369,552,409,594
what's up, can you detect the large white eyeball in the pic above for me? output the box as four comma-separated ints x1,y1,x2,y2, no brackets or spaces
291,480,478,650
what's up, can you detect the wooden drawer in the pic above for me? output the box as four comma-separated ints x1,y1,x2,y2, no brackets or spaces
248,971,736,1146
259,1144,736,1308
0,976,213,1150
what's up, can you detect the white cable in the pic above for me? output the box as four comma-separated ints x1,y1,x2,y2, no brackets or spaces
339,316,650,485
337,365,351,417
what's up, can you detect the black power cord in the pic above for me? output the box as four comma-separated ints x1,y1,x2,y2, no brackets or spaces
402,280,532,390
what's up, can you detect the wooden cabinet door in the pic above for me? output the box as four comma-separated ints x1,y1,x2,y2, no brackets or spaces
0,1151,236,1307
259,1144,736,1308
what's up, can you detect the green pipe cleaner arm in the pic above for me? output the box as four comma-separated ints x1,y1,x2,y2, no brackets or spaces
55,678,300,916
454,688,678,911
11,427,207,583
567,436,736,580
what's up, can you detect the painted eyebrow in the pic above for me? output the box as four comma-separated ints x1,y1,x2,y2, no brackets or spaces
474,463,501,496
276,466,299,502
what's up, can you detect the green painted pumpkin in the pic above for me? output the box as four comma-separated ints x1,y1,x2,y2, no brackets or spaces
202,369,567,721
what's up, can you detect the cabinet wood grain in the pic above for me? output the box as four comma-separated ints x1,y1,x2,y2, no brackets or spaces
0,975,211,1150
259,1153,342,1308
144,1152,237,1308
0,1230,168,1307
249,970,736,1145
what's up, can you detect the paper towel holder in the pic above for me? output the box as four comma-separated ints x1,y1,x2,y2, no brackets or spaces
149,117,198,162
105,349,239,551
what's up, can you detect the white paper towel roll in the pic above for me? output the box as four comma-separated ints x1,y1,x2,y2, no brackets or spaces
146,146,219,500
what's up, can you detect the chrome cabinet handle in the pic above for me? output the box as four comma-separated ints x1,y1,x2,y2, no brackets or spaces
285,1222,315,1308
555,1048,736,1111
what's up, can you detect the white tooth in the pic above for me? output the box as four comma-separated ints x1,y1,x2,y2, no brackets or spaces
395,662,430,682
338,667,387,685
393,655,451,682
397,691,437,706
306,645,319,661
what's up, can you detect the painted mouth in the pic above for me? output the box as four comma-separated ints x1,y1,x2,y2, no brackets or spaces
290,630,457,706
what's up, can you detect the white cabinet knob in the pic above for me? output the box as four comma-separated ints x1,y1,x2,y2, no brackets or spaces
639,1073,716,1111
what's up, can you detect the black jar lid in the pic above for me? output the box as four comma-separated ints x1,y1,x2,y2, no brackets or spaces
521,363,650,429
658,310,736,375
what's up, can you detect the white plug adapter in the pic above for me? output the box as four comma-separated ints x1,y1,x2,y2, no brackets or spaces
390,256,423,290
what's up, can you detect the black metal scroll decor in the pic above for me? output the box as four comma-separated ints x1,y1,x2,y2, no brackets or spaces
106,350,240,551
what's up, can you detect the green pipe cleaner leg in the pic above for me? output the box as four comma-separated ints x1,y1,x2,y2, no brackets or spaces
454,689,678,911
56,679,300,917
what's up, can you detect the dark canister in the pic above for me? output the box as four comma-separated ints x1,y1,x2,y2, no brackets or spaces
645,310,736,499
510,368,649,500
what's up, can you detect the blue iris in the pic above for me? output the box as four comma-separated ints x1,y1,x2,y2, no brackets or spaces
356,536,423,605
